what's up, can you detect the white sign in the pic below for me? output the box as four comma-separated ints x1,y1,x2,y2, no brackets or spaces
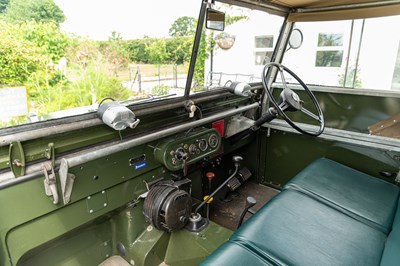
0,87,28,119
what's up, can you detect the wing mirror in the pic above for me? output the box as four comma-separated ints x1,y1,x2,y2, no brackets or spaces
206,8,225,31
288,28,303,50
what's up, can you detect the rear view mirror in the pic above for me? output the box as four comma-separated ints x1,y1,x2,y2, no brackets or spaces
206,8,225,31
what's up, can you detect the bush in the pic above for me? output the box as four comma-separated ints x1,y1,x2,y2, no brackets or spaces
0,19,72,85
151,85,170,96
0,27,45,84
15,20,72,61
124,36,193,65
125,39,150,63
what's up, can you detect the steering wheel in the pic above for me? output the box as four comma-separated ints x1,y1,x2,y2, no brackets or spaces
262,62,325,136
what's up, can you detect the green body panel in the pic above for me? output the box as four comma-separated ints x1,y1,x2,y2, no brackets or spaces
260,88,400,188
262,129,400,187
0,95,251,265
273,89,400,133
128,221,232,266
0,96,251,172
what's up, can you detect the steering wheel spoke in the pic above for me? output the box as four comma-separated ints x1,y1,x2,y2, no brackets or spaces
301,107,321,122
278,101,290,112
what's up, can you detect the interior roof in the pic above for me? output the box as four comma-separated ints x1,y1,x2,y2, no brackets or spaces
225,0,400,21
268,0,390,9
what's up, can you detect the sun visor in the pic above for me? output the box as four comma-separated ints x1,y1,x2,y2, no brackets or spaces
288,4,400,21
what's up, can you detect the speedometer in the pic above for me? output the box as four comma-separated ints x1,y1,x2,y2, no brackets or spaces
198,139,208,151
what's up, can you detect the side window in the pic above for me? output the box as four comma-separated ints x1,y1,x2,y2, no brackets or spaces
315,33,344,67
282,16,400,90
254,35,274,65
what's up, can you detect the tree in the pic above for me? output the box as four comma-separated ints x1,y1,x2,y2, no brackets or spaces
169,16,195,37
4,0,65,25
0,0,9,13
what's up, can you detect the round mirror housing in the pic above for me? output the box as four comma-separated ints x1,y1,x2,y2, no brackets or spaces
288,28,303,50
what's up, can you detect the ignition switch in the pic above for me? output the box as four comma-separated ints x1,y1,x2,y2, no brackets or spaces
174,147,188,161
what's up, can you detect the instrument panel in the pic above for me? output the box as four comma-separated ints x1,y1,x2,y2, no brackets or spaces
153,127,221,171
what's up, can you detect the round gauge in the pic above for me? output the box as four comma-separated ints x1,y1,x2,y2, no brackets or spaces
198,139,208,151
208,133,219,149
188,144,198,154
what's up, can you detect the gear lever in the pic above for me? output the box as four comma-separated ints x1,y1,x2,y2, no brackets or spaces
186,156,243,232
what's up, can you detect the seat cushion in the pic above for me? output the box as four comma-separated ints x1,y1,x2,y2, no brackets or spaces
231,190,387,266
200,241,273,266
380,225,400,266
393,197,400,228
284,158,400,233
380,197,400,266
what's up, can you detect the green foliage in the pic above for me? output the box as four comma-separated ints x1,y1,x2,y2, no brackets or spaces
193,29,208,85
151,85,170,96
166,37,193,64
16,21,72,61
27,61,130,115
101,31,128,59
225,15,248,26
125,39,149,63
169,16,195,37
145,38,169,65
339,67,362,88
125,37,193,65
0,22,45,84
0,0,9,13
0,19,71,85
4,0,65,25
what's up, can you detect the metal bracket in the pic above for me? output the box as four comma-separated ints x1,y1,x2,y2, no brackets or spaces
59,158,75,205
44,142,55,167
42,162,59,204
225,115,255,138
9,141,26,177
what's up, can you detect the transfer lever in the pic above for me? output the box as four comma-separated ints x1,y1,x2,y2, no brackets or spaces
237,196,257,228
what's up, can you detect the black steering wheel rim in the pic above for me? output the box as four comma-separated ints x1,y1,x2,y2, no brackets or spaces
262,62,325,136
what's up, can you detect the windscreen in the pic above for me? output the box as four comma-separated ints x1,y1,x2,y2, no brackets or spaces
190,2,284,94
0,0,199,128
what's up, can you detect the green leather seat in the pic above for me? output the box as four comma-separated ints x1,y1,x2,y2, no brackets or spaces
284,158,400,233
201,159,400,266
380,197,400,266
234,190,386,266
201,241,274,266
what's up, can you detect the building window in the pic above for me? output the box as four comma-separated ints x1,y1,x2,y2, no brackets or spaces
315,33,344,67
255,35,274,65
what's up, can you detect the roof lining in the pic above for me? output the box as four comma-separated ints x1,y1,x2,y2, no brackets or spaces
289,3,400,21
295,0,400,13
218,0,290,17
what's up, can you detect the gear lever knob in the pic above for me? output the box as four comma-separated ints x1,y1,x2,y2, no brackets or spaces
232,156,243,167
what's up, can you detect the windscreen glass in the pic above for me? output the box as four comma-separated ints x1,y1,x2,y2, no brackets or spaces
0,0,199,128
282,16,400,91
190,2,284,94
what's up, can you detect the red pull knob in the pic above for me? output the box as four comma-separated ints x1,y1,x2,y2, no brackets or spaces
206,172,215,181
